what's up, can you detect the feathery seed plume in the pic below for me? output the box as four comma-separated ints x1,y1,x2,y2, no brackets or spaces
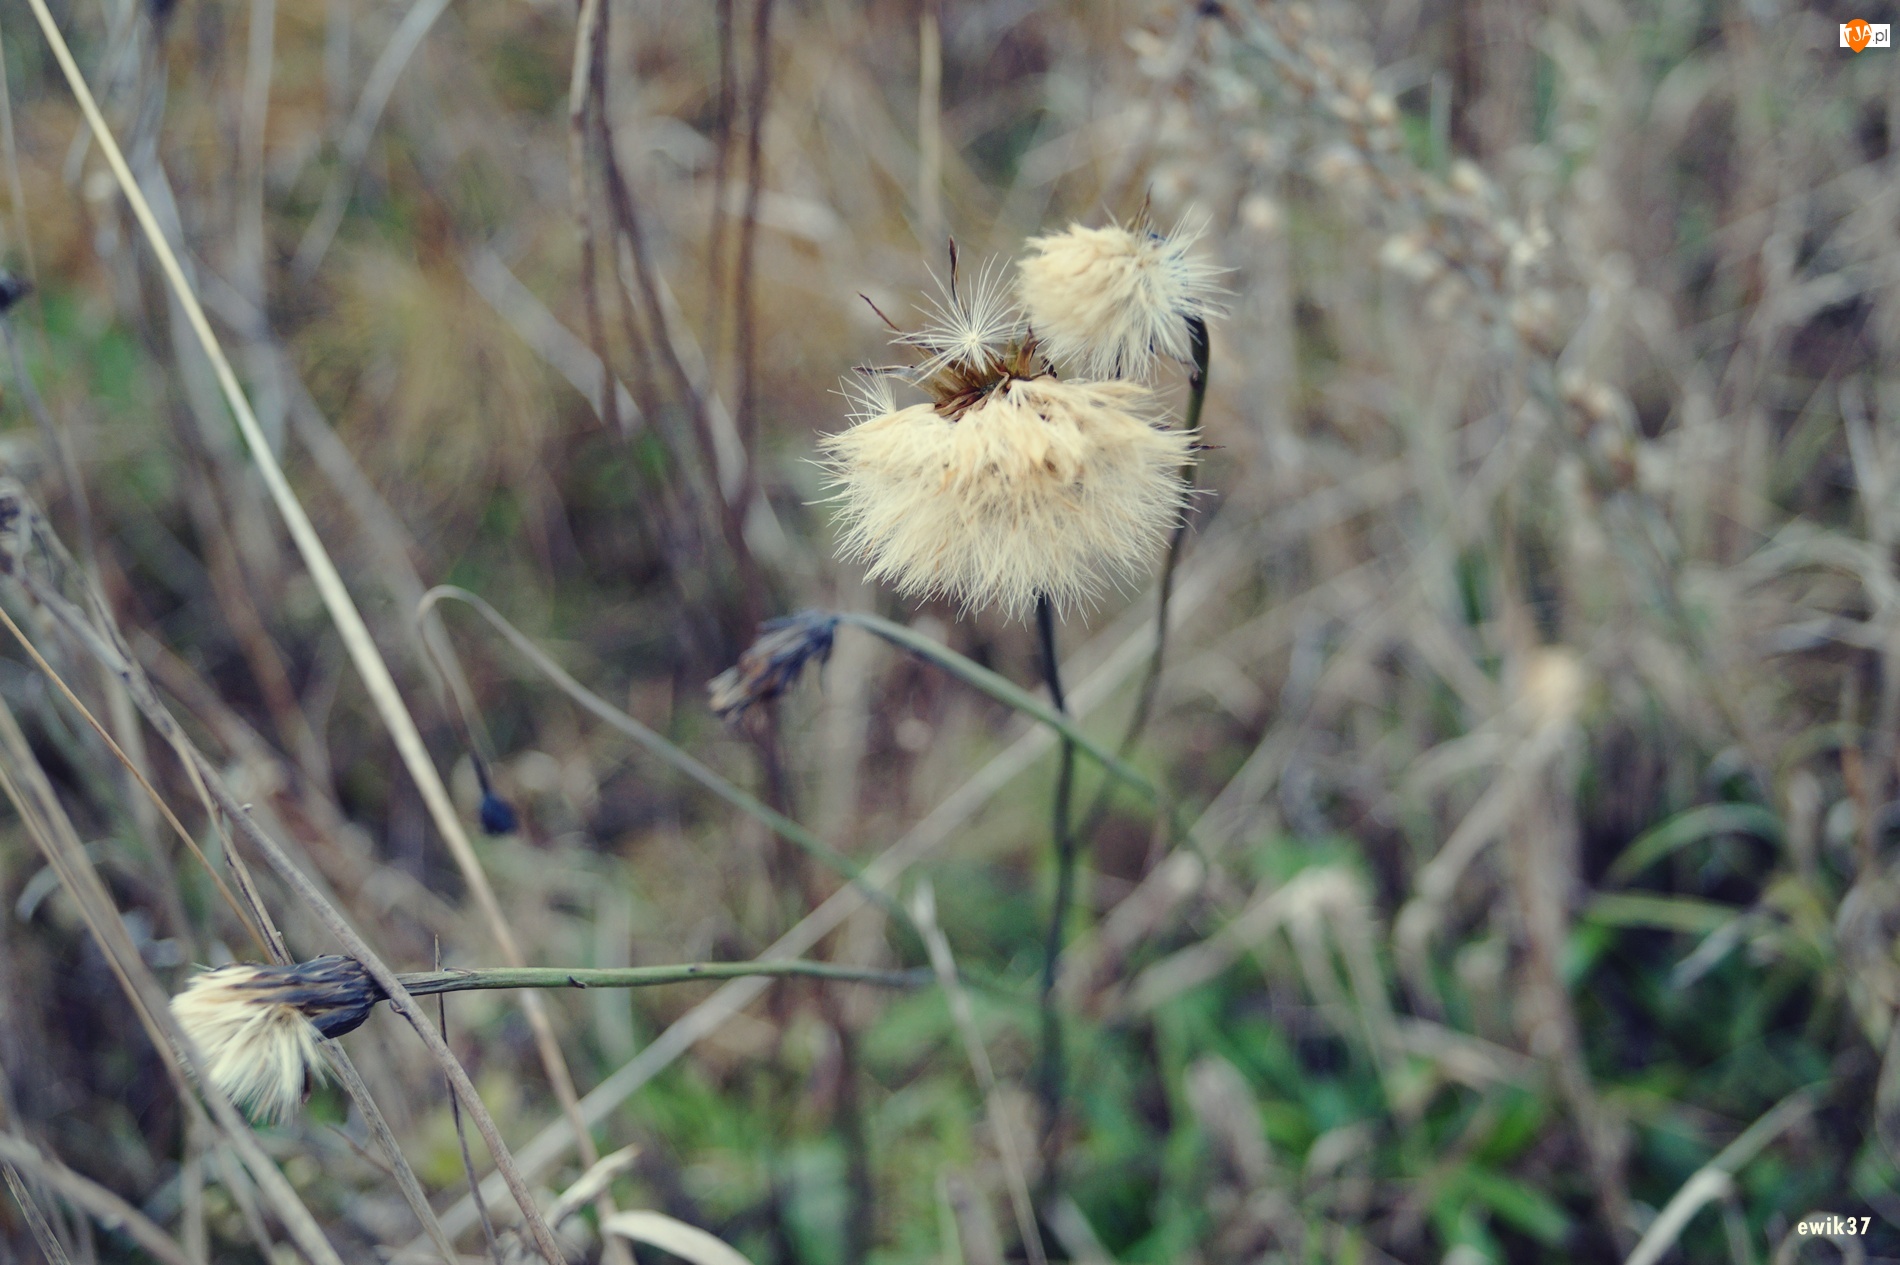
171,956,381,1123
900,253,1024,382
1017,216,1224,380
821,375,1193,617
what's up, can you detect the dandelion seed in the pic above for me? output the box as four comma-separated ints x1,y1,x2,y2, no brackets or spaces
899,253,1025,381
821,375,1194,618
1017,216,1224,381
708,610,840,720
171,956,381,1123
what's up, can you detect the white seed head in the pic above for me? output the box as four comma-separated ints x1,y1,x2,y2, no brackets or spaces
172,965,326,1124
1017,218,1224,381
899,256,1025,380
821,376,1195,618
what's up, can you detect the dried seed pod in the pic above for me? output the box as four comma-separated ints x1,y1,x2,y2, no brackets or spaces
171,956,381,1123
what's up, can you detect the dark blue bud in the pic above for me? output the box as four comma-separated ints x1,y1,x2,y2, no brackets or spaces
479,792,519,836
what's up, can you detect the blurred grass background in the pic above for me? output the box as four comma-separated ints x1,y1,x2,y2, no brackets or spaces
0,0,1897,1261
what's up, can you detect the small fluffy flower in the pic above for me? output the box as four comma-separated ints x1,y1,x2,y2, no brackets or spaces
821,376,1194,617
171,956,380,1123
1017,218,1223,380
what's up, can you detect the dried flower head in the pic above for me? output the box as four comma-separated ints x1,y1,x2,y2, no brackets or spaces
1017,217,1224,380
821,376,1194,617
708,610,840,720
171,956,381,1123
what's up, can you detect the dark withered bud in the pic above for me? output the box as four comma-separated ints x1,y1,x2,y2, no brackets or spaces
264,954,385,1038
708,611,839,722
170,955,386,1121
478,791,520,836
0,273,31,315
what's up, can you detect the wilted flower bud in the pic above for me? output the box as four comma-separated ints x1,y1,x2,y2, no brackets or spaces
708,611,840,721
171,956,381,1123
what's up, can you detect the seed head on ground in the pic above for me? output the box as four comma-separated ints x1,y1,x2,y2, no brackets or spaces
1017,216,1224,381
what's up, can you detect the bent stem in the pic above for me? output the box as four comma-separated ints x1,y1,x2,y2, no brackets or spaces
420,585,919,937
1033,594,1076,1211
1126,315,1209,753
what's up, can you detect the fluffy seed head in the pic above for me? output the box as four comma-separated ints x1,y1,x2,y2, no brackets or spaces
1017,217,1224,380
821,376,1194,617
171,956,380,1123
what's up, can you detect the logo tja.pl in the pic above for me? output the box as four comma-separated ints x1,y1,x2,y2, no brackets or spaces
1842,18,1891,50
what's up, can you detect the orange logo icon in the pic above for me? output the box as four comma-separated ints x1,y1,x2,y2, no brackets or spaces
1846,18,1873,50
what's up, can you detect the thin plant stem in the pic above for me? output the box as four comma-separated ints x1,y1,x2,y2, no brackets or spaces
1033,594,1076,1211
568,0,616,435
1122,315,1210,752
911,883,1047,1265
832,611,1153,800
395,961,928,995
437,942,505,1265
1076,314,1211,842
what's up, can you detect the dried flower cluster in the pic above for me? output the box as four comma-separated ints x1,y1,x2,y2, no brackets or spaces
171,956,381,1123
822,225,1220,618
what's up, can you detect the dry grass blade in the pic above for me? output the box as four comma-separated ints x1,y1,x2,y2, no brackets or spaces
19,0,603,1227
604,1211,754,1265
3,565,564,1264
0,692,346,1265
0,1134,193,1265
0,592,459,1263
1624,1087,1821,1265
1,1162,74,1265
912,881,1047,1265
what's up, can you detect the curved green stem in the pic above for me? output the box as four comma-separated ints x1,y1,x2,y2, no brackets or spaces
397,961,929,996
419,586,918,936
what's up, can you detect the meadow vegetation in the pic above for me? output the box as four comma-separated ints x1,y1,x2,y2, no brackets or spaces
0,0,1894,1261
